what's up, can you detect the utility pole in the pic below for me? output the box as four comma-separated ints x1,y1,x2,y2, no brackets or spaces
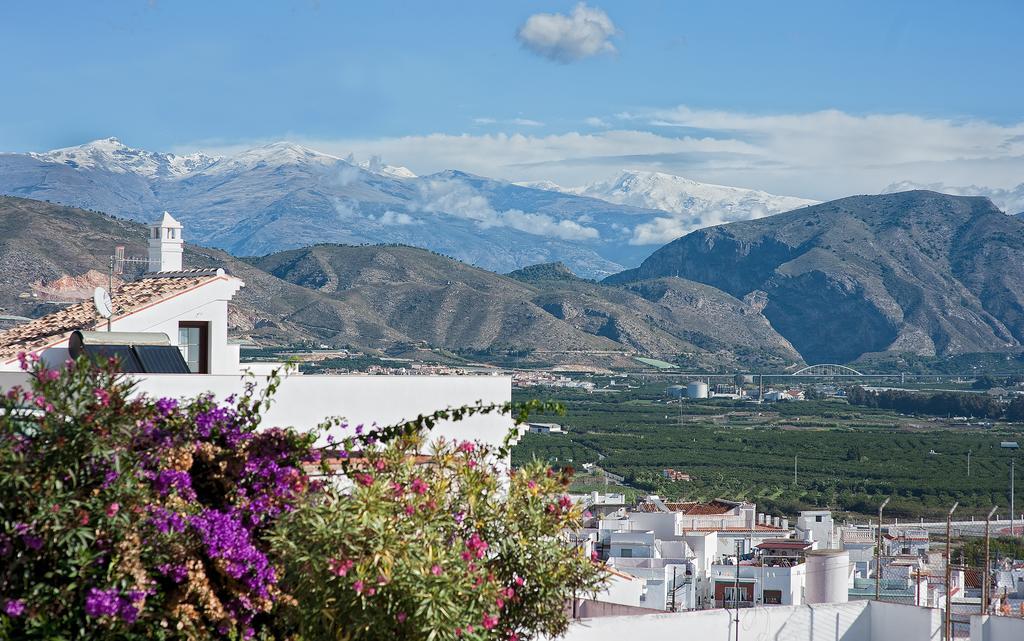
794,454,798,486
945,502,958,641
876,497,890,601
734,539,741,641
1012,458,1016,538
984,506,996,613
967,449,971,478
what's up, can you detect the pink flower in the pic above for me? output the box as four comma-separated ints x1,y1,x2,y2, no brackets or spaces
404,504,415,516
353,580,365,594
329,558,354,576
508,633,520,641
458,441,476,453
515,576,525,586
366,587,376,596
431,564,443,576
355,473,375,486
93,388,111,407
106,503,120,518
559,495,572,509
374,459,386,472
496,597,505,609
527,480,537,490
410,478,428,494
396,611,407,623
377,574,389,585
591,550,599,561
482,613,499,630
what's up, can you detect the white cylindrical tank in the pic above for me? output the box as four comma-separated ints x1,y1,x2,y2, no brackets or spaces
805,549,849,604
687,381,709,399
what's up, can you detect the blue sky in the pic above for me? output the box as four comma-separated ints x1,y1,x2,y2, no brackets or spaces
2,1,1022,198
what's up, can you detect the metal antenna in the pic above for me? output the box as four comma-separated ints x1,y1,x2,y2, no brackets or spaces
105,245,153,331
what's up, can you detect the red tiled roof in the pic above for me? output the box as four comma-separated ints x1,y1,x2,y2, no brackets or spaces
635,499,740,515
756,539,811,550
0,271,226,361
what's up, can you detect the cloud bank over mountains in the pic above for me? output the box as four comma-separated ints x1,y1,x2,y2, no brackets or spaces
187,105,1023,203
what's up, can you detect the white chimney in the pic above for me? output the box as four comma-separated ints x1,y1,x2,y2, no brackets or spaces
148,212,183,273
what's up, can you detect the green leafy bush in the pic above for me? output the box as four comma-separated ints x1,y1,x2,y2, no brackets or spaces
0,354,603,640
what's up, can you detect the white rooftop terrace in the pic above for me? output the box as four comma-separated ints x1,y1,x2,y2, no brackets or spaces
548,601,1024,641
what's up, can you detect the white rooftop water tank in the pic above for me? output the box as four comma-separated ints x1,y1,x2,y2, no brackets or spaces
805,549,849,604
687,381,709,399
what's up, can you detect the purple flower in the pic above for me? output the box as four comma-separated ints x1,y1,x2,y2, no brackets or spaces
84,588,121,618
155,397,178,417
101,469,120,489
152,469,196,500
157,563,189,583
147,506,186,534
190,510,277,599
22,534,43,551
4,599,25,617
84,587,140,622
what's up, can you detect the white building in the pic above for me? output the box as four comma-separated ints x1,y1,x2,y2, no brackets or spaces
797,510,837,548
0,215,514,452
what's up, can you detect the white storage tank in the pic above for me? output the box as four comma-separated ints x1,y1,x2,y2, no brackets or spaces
687,381,709,399
805,549,849,604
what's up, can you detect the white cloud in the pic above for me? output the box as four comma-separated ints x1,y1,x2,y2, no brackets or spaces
474,117,544,127
585,116,610,128
180,106,1024,202
414,177,599,241
516,3,618,63
376,210,416,225
629,217,689,245
881,180,1024,214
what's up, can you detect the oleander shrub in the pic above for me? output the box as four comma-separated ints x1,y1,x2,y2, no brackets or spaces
0,354,603,640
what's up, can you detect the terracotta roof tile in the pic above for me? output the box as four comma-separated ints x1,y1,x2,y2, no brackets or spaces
634,499,740,515
0,273,224,361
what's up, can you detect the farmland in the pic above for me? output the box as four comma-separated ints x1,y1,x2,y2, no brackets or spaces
510,383,1024,521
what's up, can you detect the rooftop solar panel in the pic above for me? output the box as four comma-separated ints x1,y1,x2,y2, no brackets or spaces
134,345,191,374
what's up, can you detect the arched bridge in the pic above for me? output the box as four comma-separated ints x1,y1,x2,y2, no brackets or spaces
791,364,864,377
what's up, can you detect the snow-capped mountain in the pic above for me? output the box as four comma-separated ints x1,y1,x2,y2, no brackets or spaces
347,154,417,179
882,180,1024,216
30,137,218,178
0,139,676,277
0,139,831,276
522,170,817,244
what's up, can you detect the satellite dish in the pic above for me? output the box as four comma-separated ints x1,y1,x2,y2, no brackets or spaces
93,287,113,319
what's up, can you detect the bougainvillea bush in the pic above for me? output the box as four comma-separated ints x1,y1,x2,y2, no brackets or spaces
0,355,603,640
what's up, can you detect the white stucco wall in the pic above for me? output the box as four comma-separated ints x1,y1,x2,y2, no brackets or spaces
597,573,645,608
550,601,944,641
0,370,514,452
970,614,1024,641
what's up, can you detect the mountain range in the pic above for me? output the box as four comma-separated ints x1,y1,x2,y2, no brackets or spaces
607,190,1024,364
0,138,814,279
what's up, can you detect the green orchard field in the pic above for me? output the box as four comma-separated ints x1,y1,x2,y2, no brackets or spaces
510,383,1024,521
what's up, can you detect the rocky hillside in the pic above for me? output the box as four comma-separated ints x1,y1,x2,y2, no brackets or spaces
250,246,801,369
606,191,1024,363
0,197,800,368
